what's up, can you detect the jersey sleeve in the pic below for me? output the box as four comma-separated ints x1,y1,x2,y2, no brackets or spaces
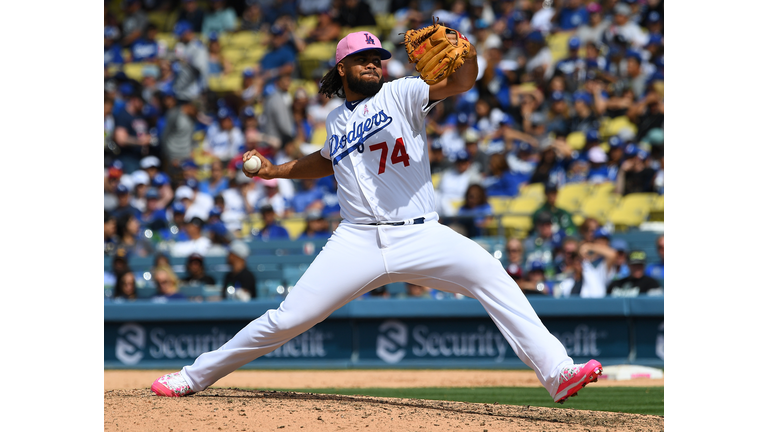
392,77,439,131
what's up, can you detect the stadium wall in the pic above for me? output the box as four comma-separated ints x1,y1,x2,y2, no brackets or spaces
105,297,663,369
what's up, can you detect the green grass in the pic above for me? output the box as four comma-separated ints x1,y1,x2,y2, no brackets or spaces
264,386,664,416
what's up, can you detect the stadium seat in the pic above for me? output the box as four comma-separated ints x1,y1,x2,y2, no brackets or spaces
600,116,637,138
122,62,151,81
546,32,572,63
155,32,177,49
226,31,262,48
500,214,533,237
488,196,512,214
147,10,172,32
607,193,656,228
578,193,620,225
555,182,590,213
208,74,243,93
590,181,616,196
649,194,664,221
431,173,442,189
281,217,307,240
518,182,544,201
375,13,396,36
222,47,247,64
509,195,543,215
566,131,586,150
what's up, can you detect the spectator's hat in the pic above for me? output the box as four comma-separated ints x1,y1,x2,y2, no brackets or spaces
185,178,199,190
119,83,136,98
228,240,250,260
209,207,223,218
475,19,489,30
188,216,205,228
242,68,255,78
182,159,198,170
132,170,150,186
175,185,194,201
499,59,518,71
586,129,601,143
187,253,204,264
568,36,581,50
611,239,629,252
430,137,443,151
152,172,170,186
646,33,663,47
463,129,480,143
208,32,219,42
335,31,392,64
525,31,545,44
586,2,601,13
259,204,275,214
573,91,593,105
646,128,664,146
500,114,515,127
105,26,120,40
173,20,193,37
647,11,661,24
145,187,160,200
172,202,186,214
544,182,559,194
457,112,470,125
594,227,611,240
306,209,324,221
242,106,256,118
217,107,233,120
517,141,533,154
588,147,607,163
529,112,546,126
551,91,565,102
261,178,279,188
536,211,553,225
624,143,639,157
529,261,545,272
116,184,130,195
626,50,642,63
140,155,161,170
614,3,632,16
455,149,471,162
608,135,625,149
628,250,647,265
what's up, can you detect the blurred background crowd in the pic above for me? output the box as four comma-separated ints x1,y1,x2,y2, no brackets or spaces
104,0,664,302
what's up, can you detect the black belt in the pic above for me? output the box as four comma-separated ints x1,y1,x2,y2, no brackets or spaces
367,217,425,226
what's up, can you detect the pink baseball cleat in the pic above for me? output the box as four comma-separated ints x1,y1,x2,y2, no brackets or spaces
151,372,195,397
554,359,603,404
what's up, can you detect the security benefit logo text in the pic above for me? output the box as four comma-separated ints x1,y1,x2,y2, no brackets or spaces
376,320,508,364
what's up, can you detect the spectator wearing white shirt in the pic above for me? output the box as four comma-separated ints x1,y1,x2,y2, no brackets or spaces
202,107,245,164
170,217,212,257
602,3,649,49
576,228,618,298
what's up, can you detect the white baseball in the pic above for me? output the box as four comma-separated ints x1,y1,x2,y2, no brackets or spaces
244,156,262,173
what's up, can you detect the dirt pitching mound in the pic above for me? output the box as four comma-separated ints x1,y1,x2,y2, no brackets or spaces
104,388,663,431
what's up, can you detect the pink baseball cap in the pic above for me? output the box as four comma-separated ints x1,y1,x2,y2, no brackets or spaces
335,31,392,64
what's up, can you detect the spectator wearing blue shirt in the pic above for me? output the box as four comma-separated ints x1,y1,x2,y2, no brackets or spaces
104,26,124,66
139,187,168,233
483,153,525,197
113,85,152,173
554,37,587,92
556,0,590,31
455,184,494,238
297,210,332,240
645,234,664,284
586,146,610,184
291,178,325,214
253,205,291,241
568,91,601,134
198,159,229,198
260,25,298,83
131,23,160,63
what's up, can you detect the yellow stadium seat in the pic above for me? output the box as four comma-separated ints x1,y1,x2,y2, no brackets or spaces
222,47,246,63
310,127,327,145
518,183,545,201
155,32,177,49
618,193,657,213
242,45,268,63
509,196,542,216
282,217,307,240
208,74,243,93
431,173,442,189
555,182,590,213
450,198,464,213
227,31,261,48
606,193,656,227
341,26,380,38
147,11,171,31
375,13,396,35
566,131,586,150
290,79,320,97
590,181,616,196
578,193,620,225
122,62,149,81
488,197,512,215
500,215,533,236
546,32,573,64
649,194,664,221
600,116,637,138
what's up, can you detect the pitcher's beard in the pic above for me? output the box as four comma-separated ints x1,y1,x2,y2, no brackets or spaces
347,73,383,97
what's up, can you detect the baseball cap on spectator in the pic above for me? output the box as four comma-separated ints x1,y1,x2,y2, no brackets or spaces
242,68,255,78
646,34,663,47
499,60,518,71
626,50,642,63
544,182,558,194
586,2,601,13
536,211,553,225
208,32,219,42
628,250,647,265
430,138,443,151
529,261,545,272
647,11,661,24
209,207,223,218
611,239,628,252
646,128,664,146
132,170,150,186
228,240,250,260
517,141,533,154
187,253,204,266
457,112,470,125
455,149,471,162
586,130,601,143
140,156,161,170
185,178,199,190
105,26,120,40
306,209,324,221
624,143,639,157
261,178,279,188
175,185,194,201
119,83,136,98
182,159,198,170
172,202,186,214
568,36,581,50
116,184,130,195
463,129,480,143
574,91,593,105
614,3,632,16
588,147,607,163
551,91,565,102
217,107,232,120
475,19,489,29
594,227,611,240
242,106,256,118
499,114,515,127
145,187,160,200
525,31,545,44
174,20,193,37
187,216,205,228
259,204,275,214
270,24,286,36
152,172,170,186
529,112,546,126
335,31,392,64
608,136,624,148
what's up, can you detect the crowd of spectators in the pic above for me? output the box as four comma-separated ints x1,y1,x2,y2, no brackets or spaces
105,0,664,302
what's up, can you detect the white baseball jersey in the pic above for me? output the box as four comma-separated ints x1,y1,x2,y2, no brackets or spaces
320,77,437,224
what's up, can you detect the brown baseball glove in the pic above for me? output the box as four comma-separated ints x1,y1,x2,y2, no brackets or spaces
403,18,471,85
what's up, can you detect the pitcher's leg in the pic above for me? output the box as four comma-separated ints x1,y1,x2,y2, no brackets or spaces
384,223,572,397
182,225,388,391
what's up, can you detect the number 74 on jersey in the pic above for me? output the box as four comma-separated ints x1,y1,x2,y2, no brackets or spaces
369,137,411,174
